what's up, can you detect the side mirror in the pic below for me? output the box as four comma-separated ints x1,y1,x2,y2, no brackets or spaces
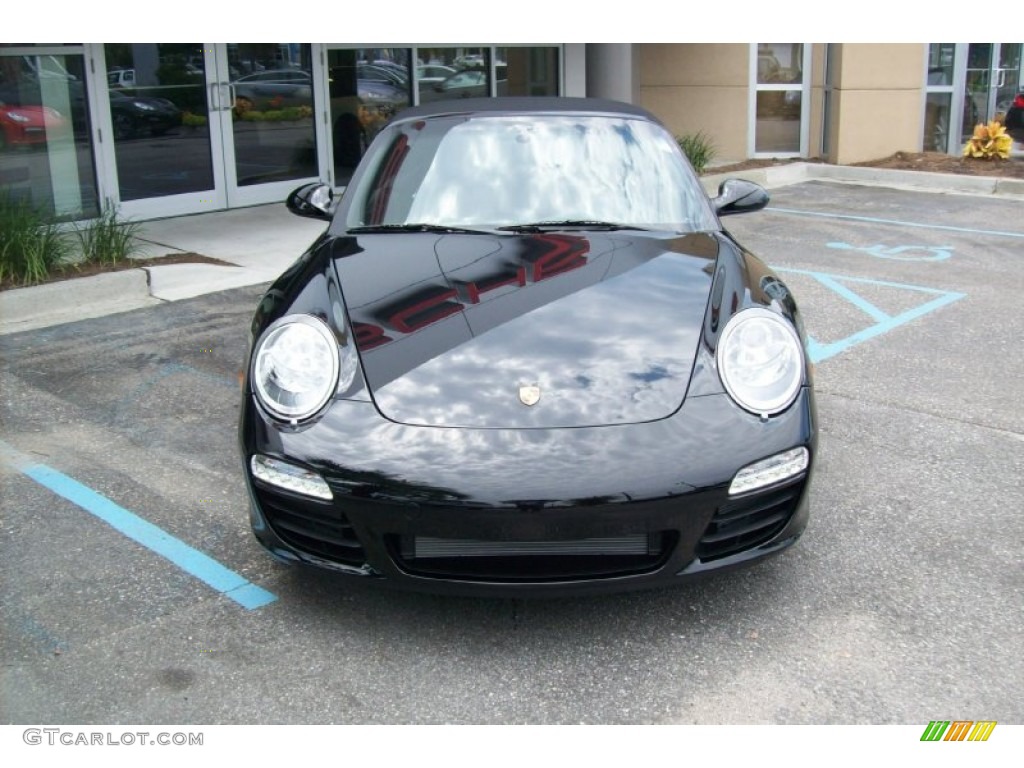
286,183,333,221
711,179,769,216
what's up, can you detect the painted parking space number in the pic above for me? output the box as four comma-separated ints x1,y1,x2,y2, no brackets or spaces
826,242,954,261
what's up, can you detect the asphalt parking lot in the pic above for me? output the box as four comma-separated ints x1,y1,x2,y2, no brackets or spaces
1,180,1021,724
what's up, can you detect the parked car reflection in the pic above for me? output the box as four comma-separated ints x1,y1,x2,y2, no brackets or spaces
109,91,181,140
425,65,507,100
416,64,455,88
0,99,66,148
107,68,136,89
234,69,313,110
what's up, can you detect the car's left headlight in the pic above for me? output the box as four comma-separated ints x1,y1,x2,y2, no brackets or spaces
717,307,804,417
252,315,340,422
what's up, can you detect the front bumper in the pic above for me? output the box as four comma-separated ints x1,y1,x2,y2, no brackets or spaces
2,124,49,145
241,388,816,597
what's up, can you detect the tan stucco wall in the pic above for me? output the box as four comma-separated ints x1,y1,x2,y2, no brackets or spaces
833,44,925,90
637,43,929,164
640,44,748,87
831,89,926,163
828,44,927,164
638,44,750,161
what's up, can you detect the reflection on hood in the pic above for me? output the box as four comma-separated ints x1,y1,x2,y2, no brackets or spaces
334,230,720,429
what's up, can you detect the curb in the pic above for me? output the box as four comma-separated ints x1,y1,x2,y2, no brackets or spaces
0,269,162,336
700,162,1024,198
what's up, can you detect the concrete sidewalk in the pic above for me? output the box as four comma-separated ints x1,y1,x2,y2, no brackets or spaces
0,203,327,334
1,162,1022,335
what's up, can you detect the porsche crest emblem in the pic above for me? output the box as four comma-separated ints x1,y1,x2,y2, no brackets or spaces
518,385,541,406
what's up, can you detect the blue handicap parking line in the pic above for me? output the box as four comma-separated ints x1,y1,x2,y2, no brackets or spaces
767,207,1024,240
0,440,276,610
773,268,966,364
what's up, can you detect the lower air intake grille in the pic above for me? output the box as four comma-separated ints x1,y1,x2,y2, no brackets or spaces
255,487,367,566
696,481,804,562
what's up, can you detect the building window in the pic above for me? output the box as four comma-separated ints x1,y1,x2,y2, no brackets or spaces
0,47,99,219
924,43,957,153
497,46,560,97
327,47,411,186
327,45,562,186
751,43,809,156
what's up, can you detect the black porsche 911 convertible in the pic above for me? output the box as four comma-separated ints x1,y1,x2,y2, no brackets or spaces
240,97,817,596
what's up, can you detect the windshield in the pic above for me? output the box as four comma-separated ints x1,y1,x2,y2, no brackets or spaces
344,114,717,232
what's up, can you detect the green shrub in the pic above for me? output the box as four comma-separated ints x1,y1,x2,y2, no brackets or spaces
75,204,142,266
182,111,208,127
239,106,313,123
0,194,72,286
0,198,143,288
677,132,717,174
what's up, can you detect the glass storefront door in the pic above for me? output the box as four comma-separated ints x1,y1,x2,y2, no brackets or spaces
100,43,219,216
994,44,1023,118
961,43,1022,143
6,44,566,220
216,43,321,206
99,43,322,218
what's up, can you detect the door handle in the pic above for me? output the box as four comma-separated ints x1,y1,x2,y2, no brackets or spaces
208,80,221,112
221,83,233,112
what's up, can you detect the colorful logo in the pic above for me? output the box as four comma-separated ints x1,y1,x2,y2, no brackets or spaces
920,721,997,742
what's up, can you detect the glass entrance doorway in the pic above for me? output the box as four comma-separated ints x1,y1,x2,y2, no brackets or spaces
961,43,1022,143
99,43,322,218
217,43,320,204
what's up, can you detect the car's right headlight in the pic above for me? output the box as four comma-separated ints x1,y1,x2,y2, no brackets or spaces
252,315,339,423
717,307,804,417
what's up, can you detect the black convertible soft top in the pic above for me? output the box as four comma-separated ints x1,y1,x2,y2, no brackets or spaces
388,96,662,126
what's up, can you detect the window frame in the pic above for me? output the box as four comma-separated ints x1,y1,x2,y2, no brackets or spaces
748,42,812,158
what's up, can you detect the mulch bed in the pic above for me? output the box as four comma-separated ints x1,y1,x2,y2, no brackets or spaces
706,152,1024,179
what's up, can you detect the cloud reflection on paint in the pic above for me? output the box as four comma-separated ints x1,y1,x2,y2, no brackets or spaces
371,245,714,429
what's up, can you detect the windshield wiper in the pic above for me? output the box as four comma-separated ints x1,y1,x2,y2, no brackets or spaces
347,223,492,235
497,220,649,233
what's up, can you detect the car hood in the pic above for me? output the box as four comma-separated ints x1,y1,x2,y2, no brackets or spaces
333,230,720,429
1,104,62,125
113,95,180,113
